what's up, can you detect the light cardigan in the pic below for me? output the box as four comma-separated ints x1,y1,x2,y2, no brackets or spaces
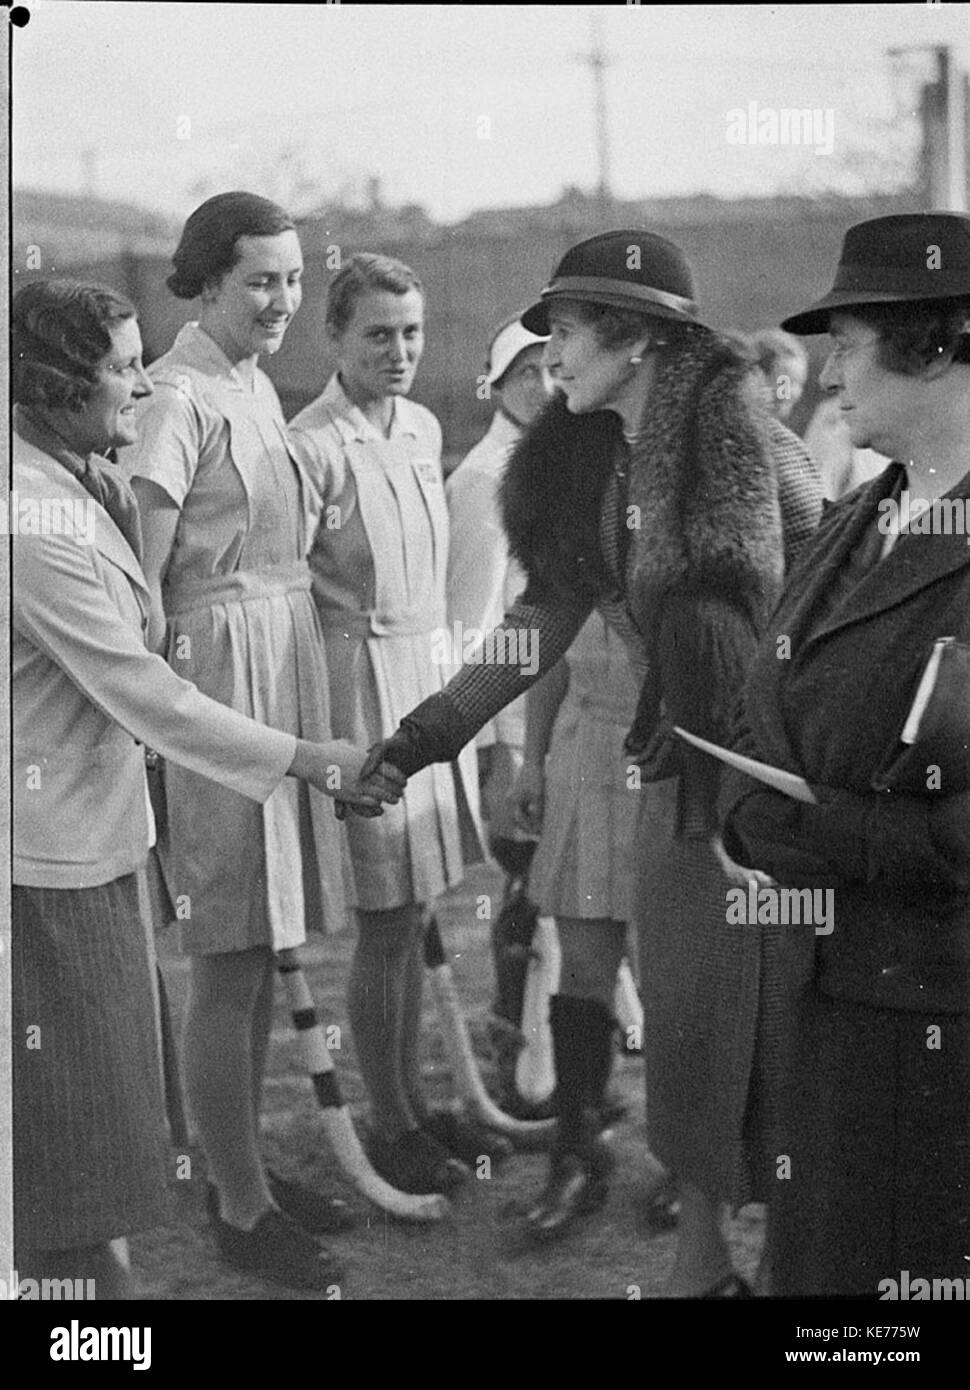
12,429,296,888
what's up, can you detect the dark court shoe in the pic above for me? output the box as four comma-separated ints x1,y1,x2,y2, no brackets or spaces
523,1151,612,1242
208,1203,342,1291
266,1169,356,1235
206,1175,354,1237
421,1110,514,1166
366,1129,470,1196
634,1177,681,1236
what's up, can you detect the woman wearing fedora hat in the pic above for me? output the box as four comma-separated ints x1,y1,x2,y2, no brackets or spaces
721,212,970,1295
357,229,822,1291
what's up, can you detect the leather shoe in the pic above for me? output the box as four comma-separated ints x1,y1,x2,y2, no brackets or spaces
421,1110,513,1166
635,1176,681,1235
208,1203,342,1290
266,1169,356,1234
206,1174,354,1236
523,1152,611,1242
366,1128,470,1196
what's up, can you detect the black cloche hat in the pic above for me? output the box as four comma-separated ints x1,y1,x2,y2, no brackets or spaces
520,229,700,335
781,212,970,335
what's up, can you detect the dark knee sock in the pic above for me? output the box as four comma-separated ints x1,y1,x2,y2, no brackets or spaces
549,995,616,1152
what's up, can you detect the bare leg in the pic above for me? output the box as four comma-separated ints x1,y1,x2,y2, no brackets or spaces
182,946,275,1230
347,905,423,1143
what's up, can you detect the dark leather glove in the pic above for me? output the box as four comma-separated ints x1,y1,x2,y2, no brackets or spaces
359,692,473,780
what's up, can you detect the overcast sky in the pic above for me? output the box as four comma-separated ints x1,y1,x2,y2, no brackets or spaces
12,2,970,221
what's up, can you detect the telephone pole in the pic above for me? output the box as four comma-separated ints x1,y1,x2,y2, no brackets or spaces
577,13,614,210
890,44,968,211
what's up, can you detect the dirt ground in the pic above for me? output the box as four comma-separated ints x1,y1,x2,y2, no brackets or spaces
134,860,765,1302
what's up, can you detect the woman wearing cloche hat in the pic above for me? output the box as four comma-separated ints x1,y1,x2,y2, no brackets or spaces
361,228,822,1292
721,212,970,1295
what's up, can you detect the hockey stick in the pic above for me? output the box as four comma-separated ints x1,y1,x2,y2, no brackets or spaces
614,958,643,1053
423,918,555,1144
514,914,559,1103
276,950,449,1223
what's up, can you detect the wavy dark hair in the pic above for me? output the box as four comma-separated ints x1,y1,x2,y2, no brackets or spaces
849,296,970,373
167,191,296,299
12,278,137,411
551,295,712,357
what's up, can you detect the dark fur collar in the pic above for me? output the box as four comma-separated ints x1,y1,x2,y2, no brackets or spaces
500,328,785,630
500,393,618,602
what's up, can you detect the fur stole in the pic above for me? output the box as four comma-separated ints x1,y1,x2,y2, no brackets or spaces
501,326,784,624
501,327,786,772
500,393,619,603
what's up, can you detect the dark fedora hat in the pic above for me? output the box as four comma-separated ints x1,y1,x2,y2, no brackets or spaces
782,212,970,335
520,229,700,335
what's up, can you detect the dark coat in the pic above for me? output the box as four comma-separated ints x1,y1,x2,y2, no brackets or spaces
501,335,787,827
495,346,822,1203
395,335,823,1203
722,463,970,1013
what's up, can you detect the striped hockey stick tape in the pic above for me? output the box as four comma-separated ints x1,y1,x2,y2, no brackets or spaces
276,950,449,1223
423,918,555,1145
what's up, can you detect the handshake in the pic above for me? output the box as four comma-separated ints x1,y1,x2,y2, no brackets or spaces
289,738,408,819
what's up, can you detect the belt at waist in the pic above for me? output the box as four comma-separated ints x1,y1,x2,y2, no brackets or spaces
164,561,313,615
316,607,447,639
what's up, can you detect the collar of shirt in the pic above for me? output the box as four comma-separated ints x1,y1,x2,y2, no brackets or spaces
13,404,108,478
172,321,261,395
321,372,421,445
486,409,523,451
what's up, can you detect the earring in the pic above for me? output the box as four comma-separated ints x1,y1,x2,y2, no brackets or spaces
629,354,643,365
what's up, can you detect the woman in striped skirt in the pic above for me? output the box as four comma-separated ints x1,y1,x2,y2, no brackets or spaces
11,277,396,1297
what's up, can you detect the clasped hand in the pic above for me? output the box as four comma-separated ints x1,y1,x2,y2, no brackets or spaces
290,738,407,819
332,739,408,820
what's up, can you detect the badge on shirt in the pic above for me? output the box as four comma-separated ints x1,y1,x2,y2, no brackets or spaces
413,457,442,487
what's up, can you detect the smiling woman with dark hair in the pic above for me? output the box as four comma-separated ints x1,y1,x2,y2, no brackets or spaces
124,193,372,1290
12,278,140,411
721,213,970,1296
